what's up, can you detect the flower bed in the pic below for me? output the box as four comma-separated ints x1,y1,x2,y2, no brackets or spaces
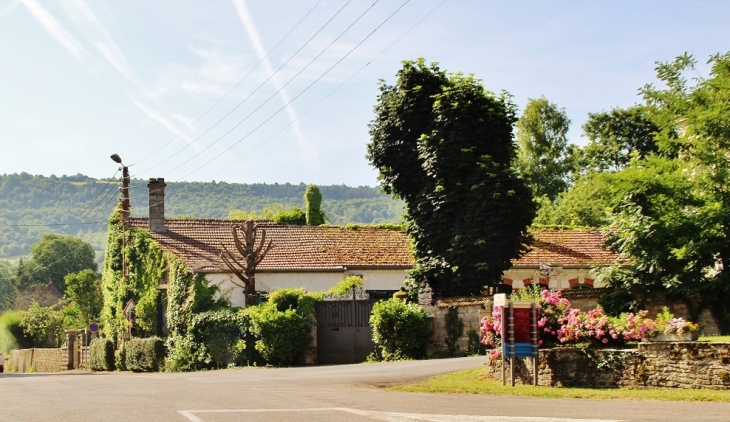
479,288,702,359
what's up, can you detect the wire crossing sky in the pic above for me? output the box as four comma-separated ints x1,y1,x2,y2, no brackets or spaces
1,0,729,186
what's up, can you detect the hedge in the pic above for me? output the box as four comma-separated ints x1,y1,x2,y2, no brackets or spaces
88,338,115,371
125,337,165,372
369,299,430,361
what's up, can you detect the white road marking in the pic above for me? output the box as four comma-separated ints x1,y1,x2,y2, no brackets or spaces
178,407,625,422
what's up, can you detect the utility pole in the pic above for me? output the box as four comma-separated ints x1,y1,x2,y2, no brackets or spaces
111,154,130,230
111,154,129,279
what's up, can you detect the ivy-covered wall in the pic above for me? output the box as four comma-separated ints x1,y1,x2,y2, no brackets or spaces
101,211,167,340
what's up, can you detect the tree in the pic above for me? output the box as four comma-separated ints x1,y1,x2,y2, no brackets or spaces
219,221,274,306
582,106,660,172
601,52,730,332
304,185,325,226
367,59,535,296
29,234,96,293
64,269,103,325
515,97,577,200
0,262,14,311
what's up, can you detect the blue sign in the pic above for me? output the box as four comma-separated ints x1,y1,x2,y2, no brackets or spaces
89,322,99,333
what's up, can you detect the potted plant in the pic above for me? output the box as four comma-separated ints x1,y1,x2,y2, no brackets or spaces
650,307,699,341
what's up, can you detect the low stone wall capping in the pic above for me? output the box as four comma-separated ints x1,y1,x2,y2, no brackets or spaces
487,341,730,389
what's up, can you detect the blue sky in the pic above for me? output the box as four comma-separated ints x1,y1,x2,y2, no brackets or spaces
1,0,728,187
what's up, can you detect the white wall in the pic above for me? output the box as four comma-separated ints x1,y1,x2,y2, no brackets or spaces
205,269,409,308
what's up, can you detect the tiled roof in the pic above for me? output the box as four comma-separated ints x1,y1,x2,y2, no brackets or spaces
512,229,617,268
128,219,616,272
129,218,413,272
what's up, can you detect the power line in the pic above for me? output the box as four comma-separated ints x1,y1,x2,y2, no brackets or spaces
130,0,325,169
134,0,355,178
78,170,119,218
208,0,447,180
0,222,109,227
79,179,120,223
179,0,412,181
160,0,382,179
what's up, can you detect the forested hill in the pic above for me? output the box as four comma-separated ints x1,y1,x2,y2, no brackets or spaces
0,173,404,260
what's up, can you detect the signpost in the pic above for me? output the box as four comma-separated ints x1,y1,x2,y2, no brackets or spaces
88,322,99,333
500,299,539,386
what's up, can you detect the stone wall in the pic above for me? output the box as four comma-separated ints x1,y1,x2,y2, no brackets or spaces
7,348,68,373
487,342,730,389
423,297,491,357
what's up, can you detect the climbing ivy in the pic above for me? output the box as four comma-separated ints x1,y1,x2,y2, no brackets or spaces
101,210,166,340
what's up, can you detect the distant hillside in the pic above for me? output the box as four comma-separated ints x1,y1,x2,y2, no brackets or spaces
0,173,404,260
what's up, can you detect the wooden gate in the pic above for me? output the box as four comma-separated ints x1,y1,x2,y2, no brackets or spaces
316,287,375,365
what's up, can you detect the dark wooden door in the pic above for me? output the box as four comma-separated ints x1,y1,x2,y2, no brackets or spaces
316,299,375,365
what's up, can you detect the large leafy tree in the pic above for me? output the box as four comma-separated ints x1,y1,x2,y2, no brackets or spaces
64,269,103,325
602,52,730,331
367,59,535,296
29,233,96,293
515,97,577,200
581,106,661,172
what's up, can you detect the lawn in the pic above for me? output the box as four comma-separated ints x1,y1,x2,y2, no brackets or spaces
390,367,730,402
700,335,730,342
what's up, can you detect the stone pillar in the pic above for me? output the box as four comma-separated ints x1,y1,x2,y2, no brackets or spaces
147,178,167,233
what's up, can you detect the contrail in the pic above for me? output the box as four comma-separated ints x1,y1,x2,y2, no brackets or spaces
232,0,320,169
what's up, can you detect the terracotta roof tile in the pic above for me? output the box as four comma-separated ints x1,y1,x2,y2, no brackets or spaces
129,219,616,273
129,218,413,272
512,229,617,268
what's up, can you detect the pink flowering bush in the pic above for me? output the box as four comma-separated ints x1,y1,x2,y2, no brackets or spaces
480,288,660,359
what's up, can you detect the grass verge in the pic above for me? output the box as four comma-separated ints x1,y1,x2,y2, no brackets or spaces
390,367,730,402
700,335,730,342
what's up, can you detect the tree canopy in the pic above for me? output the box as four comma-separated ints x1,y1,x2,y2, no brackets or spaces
597,52,730,331
515,97,577,200
367,59,535,296
30,233,96,293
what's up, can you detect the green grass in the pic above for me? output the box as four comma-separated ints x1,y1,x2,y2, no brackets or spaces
390,367,730,402
700,335,730,342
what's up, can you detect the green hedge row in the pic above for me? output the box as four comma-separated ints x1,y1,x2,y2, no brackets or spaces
124,337,165,372
88,338,115,371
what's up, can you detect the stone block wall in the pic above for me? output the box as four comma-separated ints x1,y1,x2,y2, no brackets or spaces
423,298,491,356
487,342,730,389
7,348,67,373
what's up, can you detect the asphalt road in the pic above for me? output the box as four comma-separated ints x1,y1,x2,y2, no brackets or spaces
0,357,728,422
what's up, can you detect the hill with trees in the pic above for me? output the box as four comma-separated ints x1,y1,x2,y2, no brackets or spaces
0,173,404,261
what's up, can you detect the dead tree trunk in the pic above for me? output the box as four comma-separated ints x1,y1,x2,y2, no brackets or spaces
220,220,274,306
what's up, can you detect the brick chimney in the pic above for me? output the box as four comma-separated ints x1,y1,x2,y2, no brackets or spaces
147,178,167,233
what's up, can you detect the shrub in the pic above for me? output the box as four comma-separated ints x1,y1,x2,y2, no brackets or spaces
327,276,364,296
246,304,311,366
0,311,33,354
125,337,165,372
370,299,430,361
268,288,321,315
88,338,115,371
189,310,249,368
19,301,65,348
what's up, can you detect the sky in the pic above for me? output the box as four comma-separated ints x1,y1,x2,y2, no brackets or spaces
1,0,729,187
